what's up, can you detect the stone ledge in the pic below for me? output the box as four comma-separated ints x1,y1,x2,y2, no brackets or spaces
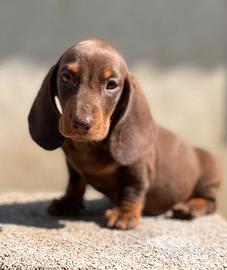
0,191,227,270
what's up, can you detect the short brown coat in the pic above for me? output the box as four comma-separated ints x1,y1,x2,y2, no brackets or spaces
28,39,221,230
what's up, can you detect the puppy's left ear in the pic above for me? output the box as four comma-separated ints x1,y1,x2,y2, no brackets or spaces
110,74,156,165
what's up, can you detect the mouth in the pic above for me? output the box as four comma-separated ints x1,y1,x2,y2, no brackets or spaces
58,117,108,142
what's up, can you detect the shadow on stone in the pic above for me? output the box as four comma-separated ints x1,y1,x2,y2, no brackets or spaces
0,196,111,229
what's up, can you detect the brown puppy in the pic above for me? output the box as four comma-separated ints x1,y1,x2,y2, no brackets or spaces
28,39,221,230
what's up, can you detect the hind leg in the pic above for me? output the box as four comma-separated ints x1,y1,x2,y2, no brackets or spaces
172,148,220,220
172,198,215,219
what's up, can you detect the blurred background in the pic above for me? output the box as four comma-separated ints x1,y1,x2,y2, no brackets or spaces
0,0,226,217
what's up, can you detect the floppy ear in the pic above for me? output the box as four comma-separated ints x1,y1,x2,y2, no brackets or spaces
28,64,65,150
110,74,156,165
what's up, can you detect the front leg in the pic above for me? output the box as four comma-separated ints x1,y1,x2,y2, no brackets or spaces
105,162,149,230
48,162,86,216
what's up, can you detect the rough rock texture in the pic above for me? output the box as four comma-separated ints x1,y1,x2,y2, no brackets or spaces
0,190,227,270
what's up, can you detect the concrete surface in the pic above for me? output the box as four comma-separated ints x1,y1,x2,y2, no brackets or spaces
0,189,227,270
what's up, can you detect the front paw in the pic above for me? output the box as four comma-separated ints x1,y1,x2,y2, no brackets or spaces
105,206,141,230
48,196,82,217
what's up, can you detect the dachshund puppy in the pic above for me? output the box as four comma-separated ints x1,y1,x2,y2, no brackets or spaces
28,39,221,230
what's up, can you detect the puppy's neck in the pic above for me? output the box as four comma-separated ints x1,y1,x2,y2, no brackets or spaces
63,137,109,151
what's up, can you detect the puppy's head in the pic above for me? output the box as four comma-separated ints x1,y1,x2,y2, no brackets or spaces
57,40,128,142
28,39,156,164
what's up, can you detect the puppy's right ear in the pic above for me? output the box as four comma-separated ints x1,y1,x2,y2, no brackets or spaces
28,64,65,150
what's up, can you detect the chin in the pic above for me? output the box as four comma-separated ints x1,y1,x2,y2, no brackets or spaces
59,124,110,143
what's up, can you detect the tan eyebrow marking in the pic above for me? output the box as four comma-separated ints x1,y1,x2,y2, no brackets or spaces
67,63,80,73
103,69,113,79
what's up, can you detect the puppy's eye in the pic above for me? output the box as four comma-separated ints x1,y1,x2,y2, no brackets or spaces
106,80,118,90
61,71,72,83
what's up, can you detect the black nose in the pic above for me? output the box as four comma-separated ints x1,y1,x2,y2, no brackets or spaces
72,115,92,133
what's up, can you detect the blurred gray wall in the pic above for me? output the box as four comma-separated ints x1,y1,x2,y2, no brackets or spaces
0,0,226,67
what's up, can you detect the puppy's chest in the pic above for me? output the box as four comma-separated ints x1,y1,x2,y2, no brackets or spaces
62,140,119,177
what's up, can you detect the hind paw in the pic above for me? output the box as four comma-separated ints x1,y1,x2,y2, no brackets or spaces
172,198,215,220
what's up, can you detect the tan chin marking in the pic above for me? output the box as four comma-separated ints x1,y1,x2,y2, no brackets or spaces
59,113,110,141
59,123,106,141
58,117,73,138
88,121,110,140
